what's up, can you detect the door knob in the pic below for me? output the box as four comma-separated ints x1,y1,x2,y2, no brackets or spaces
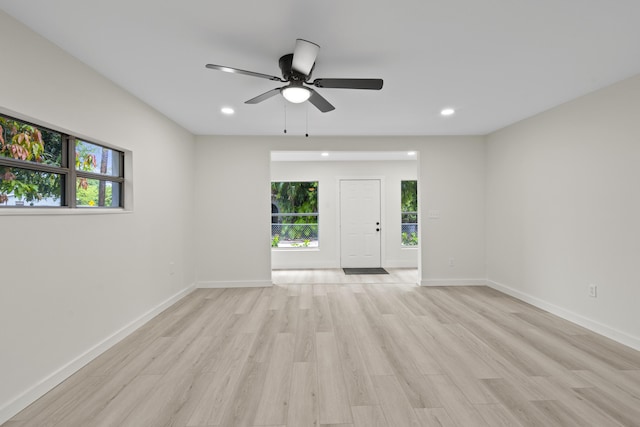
376,222,380,225
376,228,380,232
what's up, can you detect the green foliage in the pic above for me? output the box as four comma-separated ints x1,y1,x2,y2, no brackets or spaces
291,239,311,248
0,166,59,205
402,232,419,246
271,181,318,224
271,181,319,247
76,179,113,207
271,234,280,248
401,180,418,213
279,224,318,241
0,117,45,162
0,116,63,204
1,174,36,200
401,180,419,246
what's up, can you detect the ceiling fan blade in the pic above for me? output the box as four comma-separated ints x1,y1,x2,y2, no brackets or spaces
245,88,282,104
308,89,335,113
292,39,320,77
206,64,284,82
312,78,383,90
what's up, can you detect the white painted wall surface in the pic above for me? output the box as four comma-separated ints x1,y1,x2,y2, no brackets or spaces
195,136,486,286
271,160,418,269
418,138,486,285
486,74,640,349
0,11,196,422
194,140,273,288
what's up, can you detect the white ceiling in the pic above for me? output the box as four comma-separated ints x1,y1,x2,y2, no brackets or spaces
1,0,640,137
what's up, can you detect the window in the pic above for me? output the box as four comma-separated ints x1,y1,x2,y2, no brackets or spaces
75,140,123,207
401,180,418,246
0,113,124,208
271,181,318,248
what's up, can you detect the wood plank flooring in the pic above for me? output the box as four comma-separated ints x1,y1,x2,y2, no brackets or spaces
5,269,640,427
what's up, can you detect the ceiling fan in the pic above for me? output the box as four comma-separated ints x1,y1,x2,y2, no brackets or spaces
205,39,383,113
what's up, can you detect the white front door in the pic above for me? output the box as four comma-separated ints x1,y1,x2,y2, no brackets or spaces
340,179,381,268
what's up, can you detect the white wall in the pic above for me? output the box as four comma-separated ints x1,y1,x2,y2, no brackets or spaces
195,135,486,287
270,160,418,269
418,138,486,285
0,11,196,422
486,74,640,349
194,138,272,287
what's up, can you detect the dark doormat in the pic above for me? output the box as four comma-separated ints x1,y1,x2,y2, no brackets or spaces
343,267,389,275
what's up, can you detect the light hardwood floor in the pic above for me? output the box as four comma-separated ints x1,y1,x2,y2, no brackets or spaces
5,269,640,426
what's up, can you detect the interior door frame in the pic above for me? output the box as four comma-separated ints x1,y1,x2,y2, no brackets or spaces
336,176,386,268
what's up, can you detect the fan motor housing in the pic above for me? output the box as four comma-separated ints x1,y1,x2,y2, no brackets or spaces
279,53,313,82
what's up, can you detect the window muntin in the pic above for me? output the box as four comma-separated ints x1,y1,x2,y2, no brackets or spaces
0,113,124,209
401,180,418,246
271,181,319,248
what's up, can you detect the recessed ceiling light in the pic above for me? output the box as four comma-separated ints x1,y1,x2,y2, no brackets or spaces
321,152,329,157
407,151,416,156
221,107,234,115
440,108,455,116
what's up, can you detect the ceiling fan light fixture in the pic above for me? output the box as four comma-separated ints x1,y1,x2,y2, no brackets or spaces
206,38,381,113
282,86,311,103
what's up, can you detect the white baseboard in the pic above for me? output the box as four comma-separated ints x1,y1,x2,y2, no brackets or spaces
384,260,419,269
487,280,640,351
197,279,273,288
420,278,486,287
271,262,336,269
0,284,196,425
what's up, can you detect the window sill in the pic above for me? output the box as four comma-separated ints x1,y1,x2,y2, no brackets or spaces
0,207,132,216
271,247,320,252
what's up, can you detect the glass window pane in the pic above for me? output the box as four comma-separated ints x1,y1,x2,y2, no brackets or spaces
0,166,63,207
401,180,418,246
0,115,63,167
75,140,121,177
271,181,319,248
76,178,121,207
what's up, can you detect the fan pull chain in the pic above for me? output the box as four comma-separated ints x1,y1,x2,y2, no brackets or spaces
283,102,287,134
305,103,309,137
